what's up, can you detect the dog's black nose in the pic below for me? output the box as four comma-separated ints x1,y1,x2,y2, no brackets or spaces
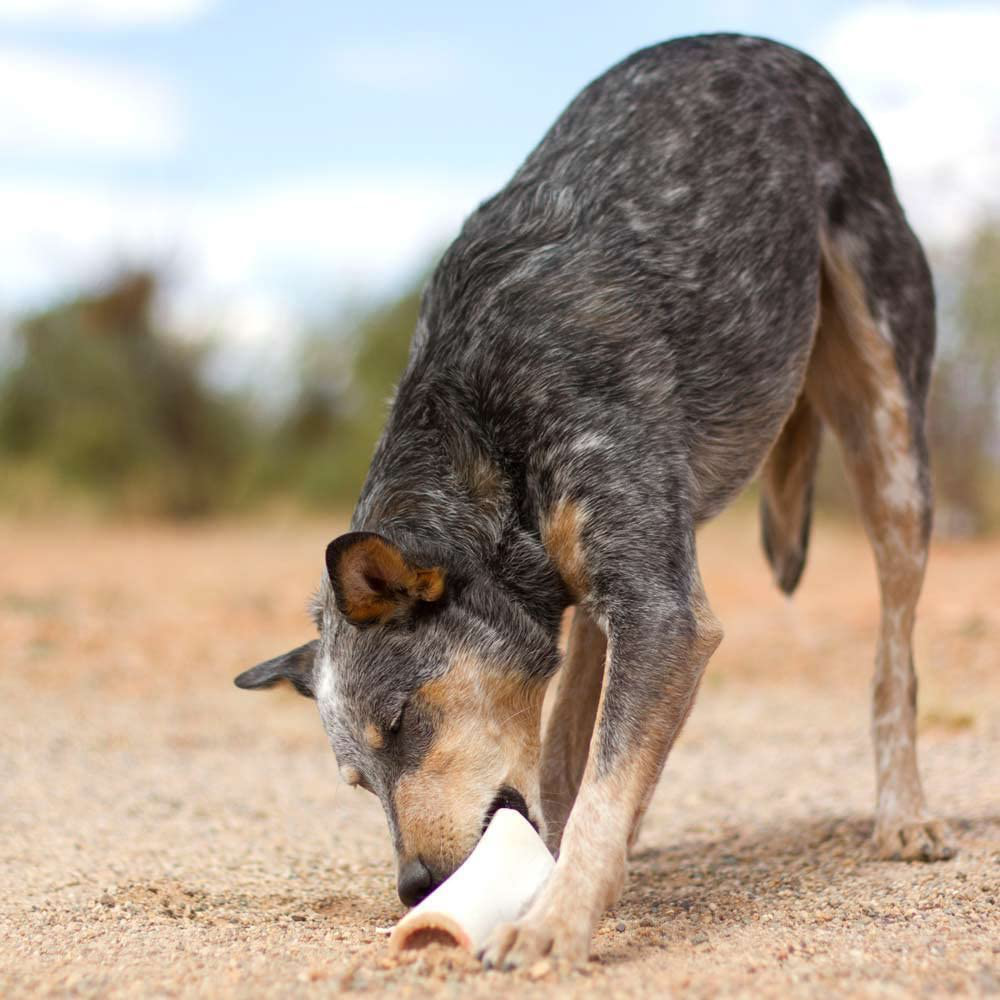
397,856,433,907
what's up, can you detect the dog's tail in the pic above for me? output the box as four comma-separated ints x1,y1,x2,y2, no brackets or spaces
759,393,823,595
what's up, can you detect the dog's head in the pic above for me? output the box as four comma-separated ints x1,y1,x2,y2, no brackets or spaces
235,530,558,905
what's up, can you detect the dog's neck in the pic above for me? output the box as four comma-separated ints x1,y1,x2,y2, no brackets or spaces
352,438,508,560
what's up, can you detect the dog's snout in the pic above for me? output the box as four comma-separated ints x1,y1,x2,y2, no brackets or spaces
397,856,434,907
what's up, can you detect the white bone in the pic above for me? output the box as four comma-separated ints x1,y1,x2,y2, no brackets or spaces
388,808,554,953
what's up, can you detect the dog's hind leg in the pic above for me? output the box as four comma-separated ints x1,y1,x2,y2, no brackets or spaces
807,231,954,861
760,393,823,594
539,607,606,853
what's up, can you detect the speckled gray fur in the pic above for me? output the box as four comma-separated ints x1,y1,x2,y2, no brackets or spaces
236,34,939,923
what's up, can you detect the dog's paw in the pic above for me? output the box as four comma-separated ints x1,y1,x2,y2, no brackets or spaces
873,817,956,861
478,911,591,971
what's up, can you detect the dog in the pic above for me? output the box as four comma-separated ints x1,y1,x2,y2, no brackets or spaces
235,34,954,968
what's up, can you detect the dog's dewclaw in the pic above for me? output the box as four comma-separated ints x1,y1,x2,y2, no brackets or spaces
388,809,554,954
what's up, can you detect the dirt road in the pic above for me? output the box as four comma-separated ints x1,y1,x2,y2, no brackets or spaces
2,508,997,997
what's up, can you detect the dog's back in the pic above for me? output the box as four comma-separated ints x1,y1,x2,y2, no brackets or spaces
364,35,931,533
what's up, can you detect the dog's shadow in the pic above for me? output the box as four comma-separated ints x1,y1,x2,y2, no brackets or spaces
605,813,991,962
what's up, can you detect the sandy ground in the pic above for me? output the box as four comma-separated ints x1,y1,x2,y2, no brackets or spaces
1,506,997,998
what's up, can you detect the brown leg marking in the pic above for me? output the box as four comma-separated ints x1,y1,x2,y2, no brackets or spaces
759,392,823,594
540,498,590,602
539,608,606,852
482,572,723,968
806,234,954,861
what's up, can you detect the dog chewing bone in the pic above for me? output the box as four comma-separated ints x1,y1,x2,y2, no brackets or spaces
389,809,554,953
236,35,953,967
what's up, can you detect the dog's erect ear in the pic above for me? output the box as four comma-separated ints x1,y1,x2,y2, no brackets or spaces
233,640,318,699
325,531,446,626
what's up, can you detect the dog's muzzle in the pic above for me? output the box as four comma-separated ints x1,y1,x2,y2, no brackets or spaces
396,786,536,907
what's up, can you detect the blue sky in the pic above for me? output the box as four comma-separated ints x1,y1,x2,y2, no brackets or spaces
2,1,853,183
1,1,998,349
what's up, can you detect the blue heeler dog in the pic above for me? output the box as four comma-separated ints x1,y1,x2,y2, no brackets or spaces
236,34,954,968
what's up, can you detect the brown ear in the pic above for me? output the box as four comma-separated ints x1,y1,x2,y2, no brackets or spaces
325,532,446,626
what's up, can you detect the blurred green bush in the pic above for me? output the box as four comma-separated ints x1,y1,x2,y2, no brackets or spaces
264,282,422,509
928,223,1000,533
0,269,423,517
0,226,996,529
0,273,257,517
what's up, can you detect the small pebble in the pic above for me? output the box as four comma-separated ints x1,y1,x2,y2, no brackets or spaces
528,959,551,980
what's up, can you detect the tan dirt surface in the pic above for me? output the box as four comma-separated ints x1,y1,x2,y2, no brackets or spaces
1,507,998,998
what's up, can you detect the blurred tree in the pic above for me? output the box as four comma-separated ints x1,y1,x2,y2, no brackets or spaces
270,280,422,508
2,232,993,528
0,271,255,516
929,222,1000,532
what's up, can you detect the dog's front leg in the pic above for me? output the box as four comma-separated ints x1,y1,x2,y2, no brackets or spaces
538,607,607,851
480,563,722,969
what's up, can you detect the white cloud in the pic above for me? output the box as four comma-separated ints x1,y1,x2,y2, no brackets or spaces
0,47,181,157
329,34,465,91
185,173,492,293
0,0,215,27
816,2,1000,243
0,170,500,349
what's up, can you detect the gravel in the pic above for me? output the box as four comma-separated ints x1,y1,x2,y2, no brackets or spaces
1,511,997,997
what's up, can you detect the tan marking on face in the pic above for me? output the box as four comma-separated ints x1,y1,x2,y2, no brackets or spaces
340,764,362,787
540,498,589,601
393,649,547,874
364,722,384,750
